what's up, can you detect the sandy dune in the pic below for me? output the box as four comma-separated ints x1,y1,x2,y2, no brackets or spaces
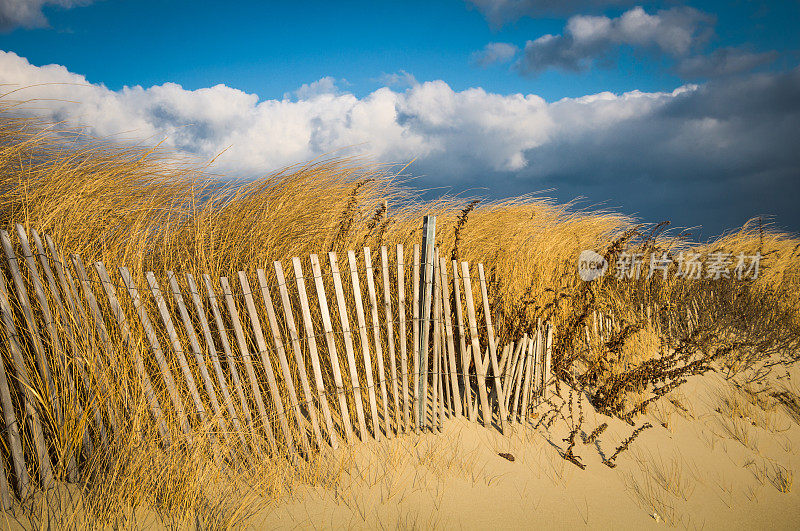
250,365,800,529
1,362,798,529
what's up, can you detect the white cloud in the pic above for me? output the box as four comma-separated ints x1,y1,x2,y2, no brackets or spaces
471,42,519,67
286,76,341,100
377,70,418,89
0,50,562,174
518,6,714,74
0,0,93,31
1,49,799,235
466,0,644,28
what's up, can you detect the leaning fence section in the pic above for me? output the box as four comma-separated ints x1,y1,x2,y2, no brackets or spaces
0,223,555,507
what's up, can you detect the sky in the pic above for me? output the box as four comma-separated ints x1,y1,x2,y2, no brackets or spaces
0,0,798,238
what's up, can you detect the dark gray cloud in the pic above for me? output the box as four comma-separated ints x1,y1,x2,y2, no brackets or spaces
516,6,715,75
677,46,779,79
415,67,800,237
0,0,93,31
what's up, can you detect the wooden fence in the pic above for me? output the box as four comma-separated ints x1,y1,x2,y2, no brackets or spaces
0,223,554,508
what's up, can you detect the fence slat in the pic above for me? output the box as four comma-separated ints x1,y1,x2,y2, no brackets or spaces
273,262,323,449
363,248,390,438
185,273,252,454
146,272,209,431
31,231,73,343
500,341,514,406
346,250,380,440
15,229,64,353
396,245,409,433
256,269,312,454
478,264,506,433
200,275,254,431
328,252,368,440
120,267,192,438
310,254,354,445
0,230,59,418
218,276,277,452
544,323,553,394
0,459,9,510
0,272,54,488
520,330,537,423
532,324,543,395
507,338,528,424
291,258,338,449
238,272,297,454
460,263,491,427
166,272,229,443
260,269,319,453
16,227,68,378
451,260,472,421
49,239,102,427
34,231,96,461
47,240,106,451
46,236,85,328
496,344,508,413
438,339,445,427
0,312,30,496
380,246,400,435
503,343,515,416
418,244,435,430
438,256,462,417
73,255,120,435
471,346,486,417
94,262,169,444
499,343,513,388
441,322,452,418
431,254,440,429
411,244,420,431
20,233,97,481
15,228,77,466
504,340,523,414
509,335,527,422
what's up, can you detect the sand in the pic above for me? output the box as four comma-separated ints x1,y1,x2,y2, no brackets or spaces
249,364,800,529
2,362,799,529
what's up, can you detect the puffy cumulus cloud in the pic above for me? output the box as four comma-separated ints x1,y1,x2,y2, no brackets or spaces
471,42,519,67
518,6,714,74
0,50,552,175
677,47,779,79
286,76,342,100
1,50,799,234
0,0,92,31
466,0,646,28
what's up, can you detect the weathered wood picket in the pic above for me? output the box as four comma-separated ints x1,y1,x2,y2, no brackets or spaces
0,222,556,507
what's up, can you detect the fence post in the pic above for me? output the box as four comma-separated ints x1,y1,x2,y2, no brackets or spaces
418,215,436,429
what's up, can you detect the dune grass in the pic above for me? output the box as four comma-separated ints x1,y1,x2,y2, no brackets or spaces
0,103,799,527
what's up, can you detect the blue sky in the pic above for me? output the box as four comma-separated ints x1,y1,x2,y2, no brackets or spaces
0,0,798,237
4,1,797,99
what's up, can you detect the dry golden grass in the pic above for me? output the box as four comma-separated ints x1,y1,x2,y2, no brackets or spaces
0,102,799,527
